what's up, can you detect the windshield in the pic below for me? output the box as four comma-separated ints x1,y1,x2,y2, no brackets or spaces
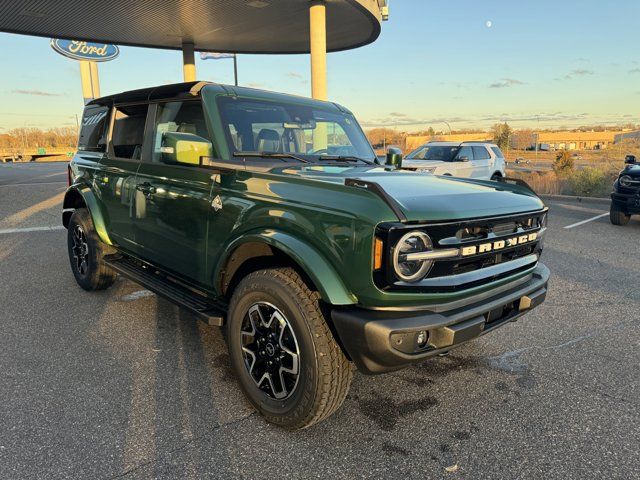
407,145,460,162
217,97,376,162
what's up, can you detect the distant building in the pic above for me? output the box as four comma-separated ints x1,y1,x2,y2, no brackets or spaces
536,131,621,150
614,130,640,143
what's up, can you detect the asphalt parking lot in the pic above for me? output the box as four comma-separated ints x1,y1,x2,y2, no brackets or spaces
1,162,638,479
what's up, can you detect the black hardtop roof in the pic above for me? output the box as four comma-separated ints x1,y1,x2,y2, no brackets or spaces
87,81,211,106
86,81,350,113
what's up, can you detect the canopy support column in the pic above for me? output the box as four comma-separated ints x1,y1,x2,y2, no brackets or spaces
309,1,328,150
309,1,327,101
182,42,196,82
80,60,100,105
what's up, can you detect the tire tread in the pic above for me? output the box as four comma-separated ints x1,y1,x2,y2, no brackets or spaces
230,267,352,429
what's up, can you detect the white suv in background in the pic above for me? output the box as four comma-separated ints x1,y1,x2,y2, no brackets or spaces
402,141,506,180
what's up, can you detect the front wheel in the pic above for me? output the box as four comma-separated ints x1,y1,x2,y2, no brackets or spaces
610,205,630,226
227,268,353,429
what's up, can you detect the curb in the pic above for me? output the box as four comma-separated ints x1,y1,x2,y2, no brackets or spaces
539,194,610,205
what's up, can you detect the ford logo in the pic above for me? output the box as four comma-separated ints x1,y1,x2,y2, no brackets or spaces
50,39,119,62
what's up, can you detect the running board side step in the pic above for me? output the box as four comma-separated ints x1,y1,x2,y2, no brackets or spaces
104,255,226,326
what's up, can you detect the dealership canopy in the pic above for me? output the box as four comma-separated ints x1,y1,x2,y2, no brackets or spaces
0,0,387,98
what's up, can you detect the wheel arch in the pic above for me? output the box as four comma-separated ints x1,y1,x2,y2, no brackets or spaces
215,230,357,306
62,185,113,246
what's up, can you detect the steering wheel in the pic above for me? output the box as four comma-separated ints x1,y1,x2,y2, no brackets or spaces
309,149,329,155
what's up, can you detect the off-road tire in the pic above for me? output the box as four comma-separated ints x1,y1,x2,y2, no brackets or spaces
67,208,117,291
227,268,353,429
610,205,630,226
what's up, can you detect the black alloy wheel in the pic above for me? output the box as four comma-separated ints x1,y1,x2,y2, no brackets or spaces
240,302,300,400
70,224,90,277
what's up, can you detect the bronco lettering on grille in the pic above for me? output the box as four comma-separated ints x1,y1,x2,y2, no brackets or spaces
461,232,538,257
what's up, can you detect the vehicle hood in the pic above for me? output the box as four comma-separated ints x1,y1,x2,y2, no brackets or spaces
622,164,640,178
274,165,544,222
402,159,448,170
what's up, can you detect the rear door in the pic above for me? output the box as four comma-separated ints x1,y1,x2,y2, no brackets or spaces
97,103,148,252
471,146,492,179
133,100,215,286
75,104,109,193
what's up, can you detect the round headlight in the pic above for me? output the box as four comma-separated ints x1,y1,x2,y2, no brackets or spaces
619,175,633,187
392,231,434,282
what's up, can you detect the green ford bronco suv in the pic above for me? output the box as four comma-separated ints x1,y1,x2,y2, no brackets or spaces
63,81,549,429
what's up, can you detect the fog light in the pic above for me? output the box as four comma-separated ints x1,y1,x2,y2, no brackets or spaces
416,330,428,348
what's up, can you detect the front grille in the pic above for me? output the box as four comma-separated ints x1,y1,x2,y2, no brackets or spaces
375,210,547,293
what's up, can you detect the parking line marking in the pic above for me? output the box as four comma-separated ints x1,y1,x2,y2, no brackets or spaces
121,290,156,301
0,226,65,235
563,213,608,230
0,181,67,187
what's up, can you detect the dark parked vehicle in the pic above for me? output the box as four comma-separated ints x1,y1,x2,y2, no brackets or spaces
63,81,550,429
610,155,640,226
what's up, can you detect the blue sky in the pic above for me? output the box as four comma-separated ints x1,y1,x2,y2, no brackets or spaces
1,0,639,132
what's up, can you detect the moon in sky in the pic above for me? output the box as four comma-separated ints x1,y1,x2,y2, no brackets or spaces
486,20,493,28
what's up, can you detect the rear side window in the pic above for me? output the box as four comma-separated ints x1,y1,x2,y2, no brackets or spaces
491,146,505,158
78,106,109,152
111,104,149,160
472,146,491,160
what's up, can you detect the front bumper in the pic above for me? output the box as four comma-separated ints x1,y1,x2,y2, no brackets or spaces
331,263,550,374
611,192,640,214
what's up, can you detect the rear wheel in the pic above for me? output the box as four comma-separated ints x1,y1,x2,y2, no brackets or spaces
491,172,502,181
610,205,630,226
67,209,117,290
227,268,352,429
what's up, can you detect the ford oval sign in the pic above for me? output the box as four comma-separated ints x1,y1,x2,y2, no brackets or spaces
50,39,119,62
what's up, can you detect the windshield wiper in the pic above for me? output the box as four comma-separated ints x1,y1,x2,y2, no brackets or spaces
233,151,310,163
316,155,375,165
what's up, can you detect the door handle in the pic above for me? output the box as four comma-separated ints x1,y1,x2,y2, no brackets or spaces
136,182,156,196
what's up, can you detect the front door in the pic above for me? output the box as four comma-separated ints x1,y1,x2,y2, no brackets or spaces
471,146,492,179
134,100,215,286
97,103,148,253
453,146,475,178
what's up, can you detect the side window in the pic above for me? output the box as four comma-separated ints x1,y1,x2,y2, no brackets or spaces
152,101,212,165
111,104,149,160
78,106,109,152
472,146,491,160
491,146,505,158
457,146,474,161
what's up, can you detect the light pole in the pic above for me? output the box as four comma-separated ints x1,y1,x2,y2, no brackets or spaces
535,115,540,162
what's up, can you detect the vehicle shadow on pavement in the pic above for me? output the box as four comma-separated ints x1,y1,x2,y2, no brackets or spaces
101,288,254,478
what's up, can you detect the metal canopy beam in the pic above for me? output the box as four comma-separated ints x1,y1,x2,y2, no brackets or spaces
0,0,382,54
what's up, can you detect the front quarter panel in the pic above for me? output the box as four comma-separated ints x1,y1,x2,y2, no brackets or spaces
207,170,398,306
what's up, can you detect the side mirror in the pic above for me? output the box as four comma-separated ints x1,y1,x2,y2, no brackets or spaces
385,147,403,169
161,131,213,166
457,155,470,162
625,155,637,165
